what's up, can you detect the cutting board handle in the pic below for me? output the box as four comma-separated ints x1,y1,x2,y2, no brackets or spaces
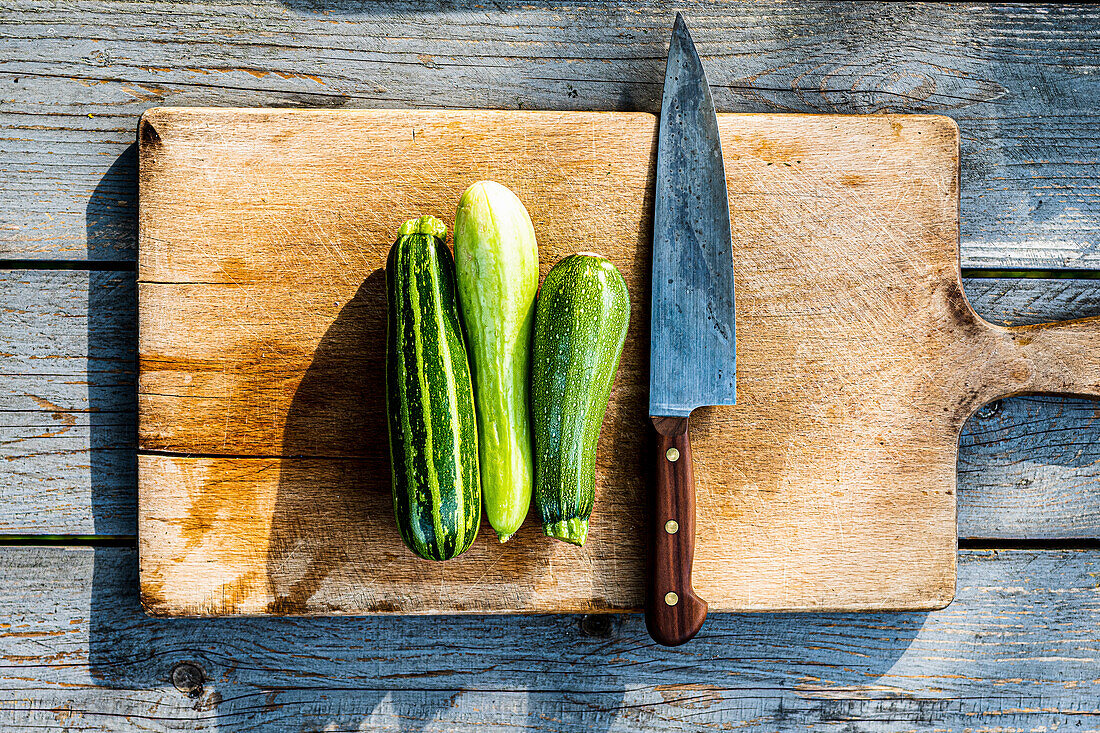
988,315,1100,400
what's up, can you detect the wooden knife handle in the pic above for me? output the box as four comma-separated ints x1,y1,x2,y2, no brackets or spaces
646,415,707,646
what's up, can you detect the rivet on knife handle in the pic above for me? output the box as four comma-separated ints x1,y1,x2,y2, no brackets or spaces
646,415,707,646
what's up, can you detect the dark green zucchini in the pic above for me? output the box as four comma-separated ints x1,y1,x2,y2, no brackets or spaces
531,253,630,546
385,215,480,561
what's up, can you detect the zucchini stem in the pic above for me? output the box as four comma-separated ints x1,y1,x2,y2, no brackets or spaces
543,518,588,547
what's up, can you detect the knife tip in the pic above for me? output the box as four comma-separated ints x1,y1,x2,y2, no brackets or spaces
671,12,692,46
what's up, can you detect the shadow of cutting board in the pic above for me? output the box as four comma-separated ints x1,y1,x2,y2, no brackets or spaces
137,108,1100,616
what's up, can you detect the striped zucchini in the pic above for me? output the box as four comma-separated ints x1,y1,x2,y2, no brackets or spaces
531,254,630,546
454,181,540,542
385,215,480,561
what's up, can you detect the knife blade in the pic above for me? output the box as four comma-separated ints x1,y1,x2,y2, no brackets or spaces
646,13,736,647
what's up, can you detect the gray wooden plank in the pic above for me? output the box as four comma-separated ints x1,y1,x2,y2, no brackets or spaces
959,394,1100,540
1,546,1099,731
965,277,1100,326
0,270,135,413
2,2,1100,266
4,271,1100,537
0,412,133,533
0,270,135,534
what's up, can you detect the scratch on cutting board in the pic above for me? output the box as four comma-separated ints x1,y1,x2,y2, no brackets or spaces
829,470,847,549
221,362,235,449
359,558,399,596
186,221,297,374
257,173,296,281
473,544,509,586
307,208,352,284
591,123,598,240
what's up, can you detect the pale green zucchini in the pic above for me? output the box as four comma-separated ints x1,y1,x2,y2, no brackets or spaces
453,181,540,542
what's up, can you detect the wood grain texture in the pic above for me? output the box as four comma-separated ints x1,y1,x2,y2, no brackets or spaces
5,3,1100,727
9,272,1100,538
3,546,1100,731
0,270,136,534
958,394,1100,539
133,107,1100,616
3,2,1100,268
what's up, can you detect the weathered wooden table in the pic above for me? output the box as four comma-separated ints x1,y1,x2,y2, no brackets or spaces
3,3,1100,730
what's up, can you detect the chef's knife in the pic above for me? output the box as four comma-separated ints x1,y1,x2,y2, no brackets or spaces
646,13,736,647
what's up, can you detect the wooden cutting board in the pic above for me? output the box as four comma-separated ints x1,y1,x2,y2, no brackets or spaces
137,108,1100,617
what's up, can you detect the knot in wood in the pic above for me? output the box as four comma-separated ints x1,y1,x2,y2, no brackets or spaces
975,400,1002,420
579,614,614,638
171,662,205,698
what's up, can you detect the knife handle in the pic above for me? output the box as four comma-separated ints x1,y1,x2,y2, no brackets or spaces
646,415,707,646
